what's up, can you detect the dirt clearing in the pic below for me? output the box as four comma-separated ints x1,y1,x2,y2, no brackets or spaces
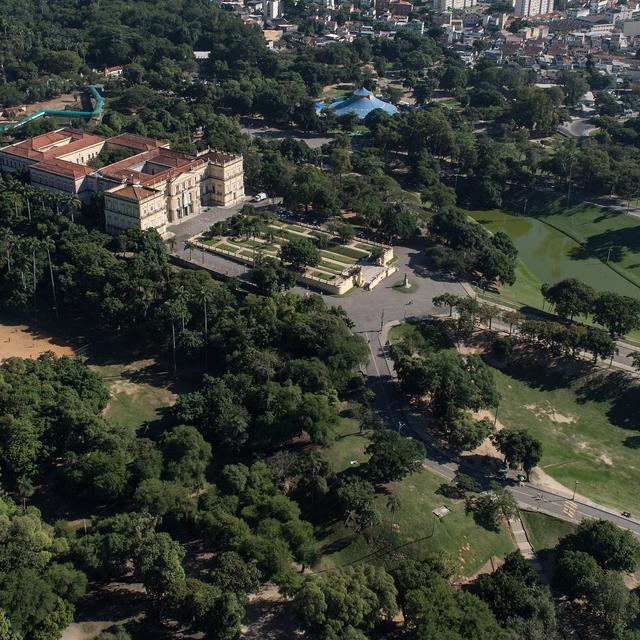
0,318,75,362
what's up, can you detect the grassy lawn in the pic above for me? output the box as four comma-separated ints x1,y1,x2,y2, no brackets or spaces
317,421,516,577
328,244,370,259
392,279,418,294
388,323,422,344
319,260,344,274
489,357,640,513
322,83,354,102
520,511,575,552
320,250,356,265
517,194,640,290
217,242,241,254
91,359,175,432
310,270,336,281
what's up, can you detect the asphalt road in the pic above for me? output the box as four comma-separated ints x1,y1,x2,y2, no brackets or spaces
166,208,640,536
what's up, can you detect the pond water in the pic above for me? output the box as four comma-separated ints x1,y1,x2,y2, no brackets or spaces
469,210,640,300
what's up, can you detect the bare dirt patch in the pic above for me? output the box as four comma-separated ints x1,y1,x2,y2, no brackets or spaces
0,318,75,362
524,404,576,424
599,453,613,466
241,583,301,639
462,409,503,461
22,93,81,115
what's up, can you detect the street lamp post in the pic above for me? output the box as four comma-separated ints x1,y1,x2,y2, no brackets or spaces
572,480,580,501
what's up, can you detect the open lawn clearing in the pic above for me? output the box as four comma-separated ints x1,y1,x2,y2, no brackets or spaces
489,357,640,514
520,510,575,553
0,317,75,362
92,358,176,432
317,420,516,577
271,228,308,242
322,83,355,101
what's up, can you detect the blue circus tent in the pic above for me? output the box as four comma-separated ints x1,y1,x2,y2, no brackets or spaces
316,88,398,120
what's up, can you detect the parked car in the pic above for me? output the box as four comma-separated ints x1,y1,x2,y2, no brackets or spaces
253,192,268,202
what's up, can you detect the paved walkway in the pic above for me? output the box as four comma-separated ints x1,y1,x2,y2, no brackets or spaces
509,517,546,581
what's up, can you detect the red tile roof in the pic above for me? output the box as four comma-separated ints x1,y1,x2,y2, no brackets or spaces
31,159,93,180
108,185,159,201
108,133,169,151
1,128,105,161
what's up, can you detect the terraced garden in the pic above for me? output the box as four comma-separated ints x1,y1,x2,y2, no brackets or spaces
199,217,384,284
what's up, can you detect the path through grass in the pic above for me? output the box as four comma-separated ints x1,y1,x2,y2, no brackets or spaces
489,357,640,513
317,420,516,576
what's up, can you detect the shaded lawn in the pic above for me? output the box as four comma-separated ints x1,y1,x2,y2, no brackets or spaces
520,510,575,553
92,360,176,433
388,323,422,344
310,270,336,281
489,358,640,513
317,421,516,576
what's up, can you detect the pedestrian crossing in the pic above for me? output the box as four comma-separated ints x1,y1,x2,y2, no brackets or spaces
563,500,578,519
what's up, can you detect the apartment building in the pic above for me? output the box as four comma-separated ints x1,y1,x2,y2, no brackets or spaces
434,0,477,13
514,0,554,17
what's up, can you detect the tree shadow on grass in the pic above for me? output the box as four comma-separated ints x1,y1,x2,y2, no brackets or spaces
499,353,589,392
624,435,640,449
582,227,640,265
320,536,355,556
575,371,640,431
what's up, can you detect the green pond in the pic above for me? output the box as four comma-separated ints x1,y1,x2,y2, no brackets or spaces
469,210,640,301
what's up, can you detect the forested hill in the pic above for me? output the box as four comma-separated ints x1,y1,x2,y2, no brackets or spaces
0,0,269,106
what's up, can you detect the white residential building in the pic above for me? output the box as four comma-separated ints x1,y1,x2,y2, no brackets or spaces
263,0,283,19
514,0,553,17
434,0,477,11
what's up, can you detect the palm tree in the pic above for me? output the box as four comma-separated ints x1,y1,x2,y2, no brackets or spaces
386,494,401,532
166,237,177,255
162,299,184,376
43,236,59,320
200,286,214,369
184,240,194,261
27,237,39,314
0,229,15,273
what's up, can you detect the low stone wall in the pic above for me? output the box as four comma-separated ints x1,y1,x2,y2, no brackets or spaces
191,236,355,294
297,272,354,295
368,265,397,290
